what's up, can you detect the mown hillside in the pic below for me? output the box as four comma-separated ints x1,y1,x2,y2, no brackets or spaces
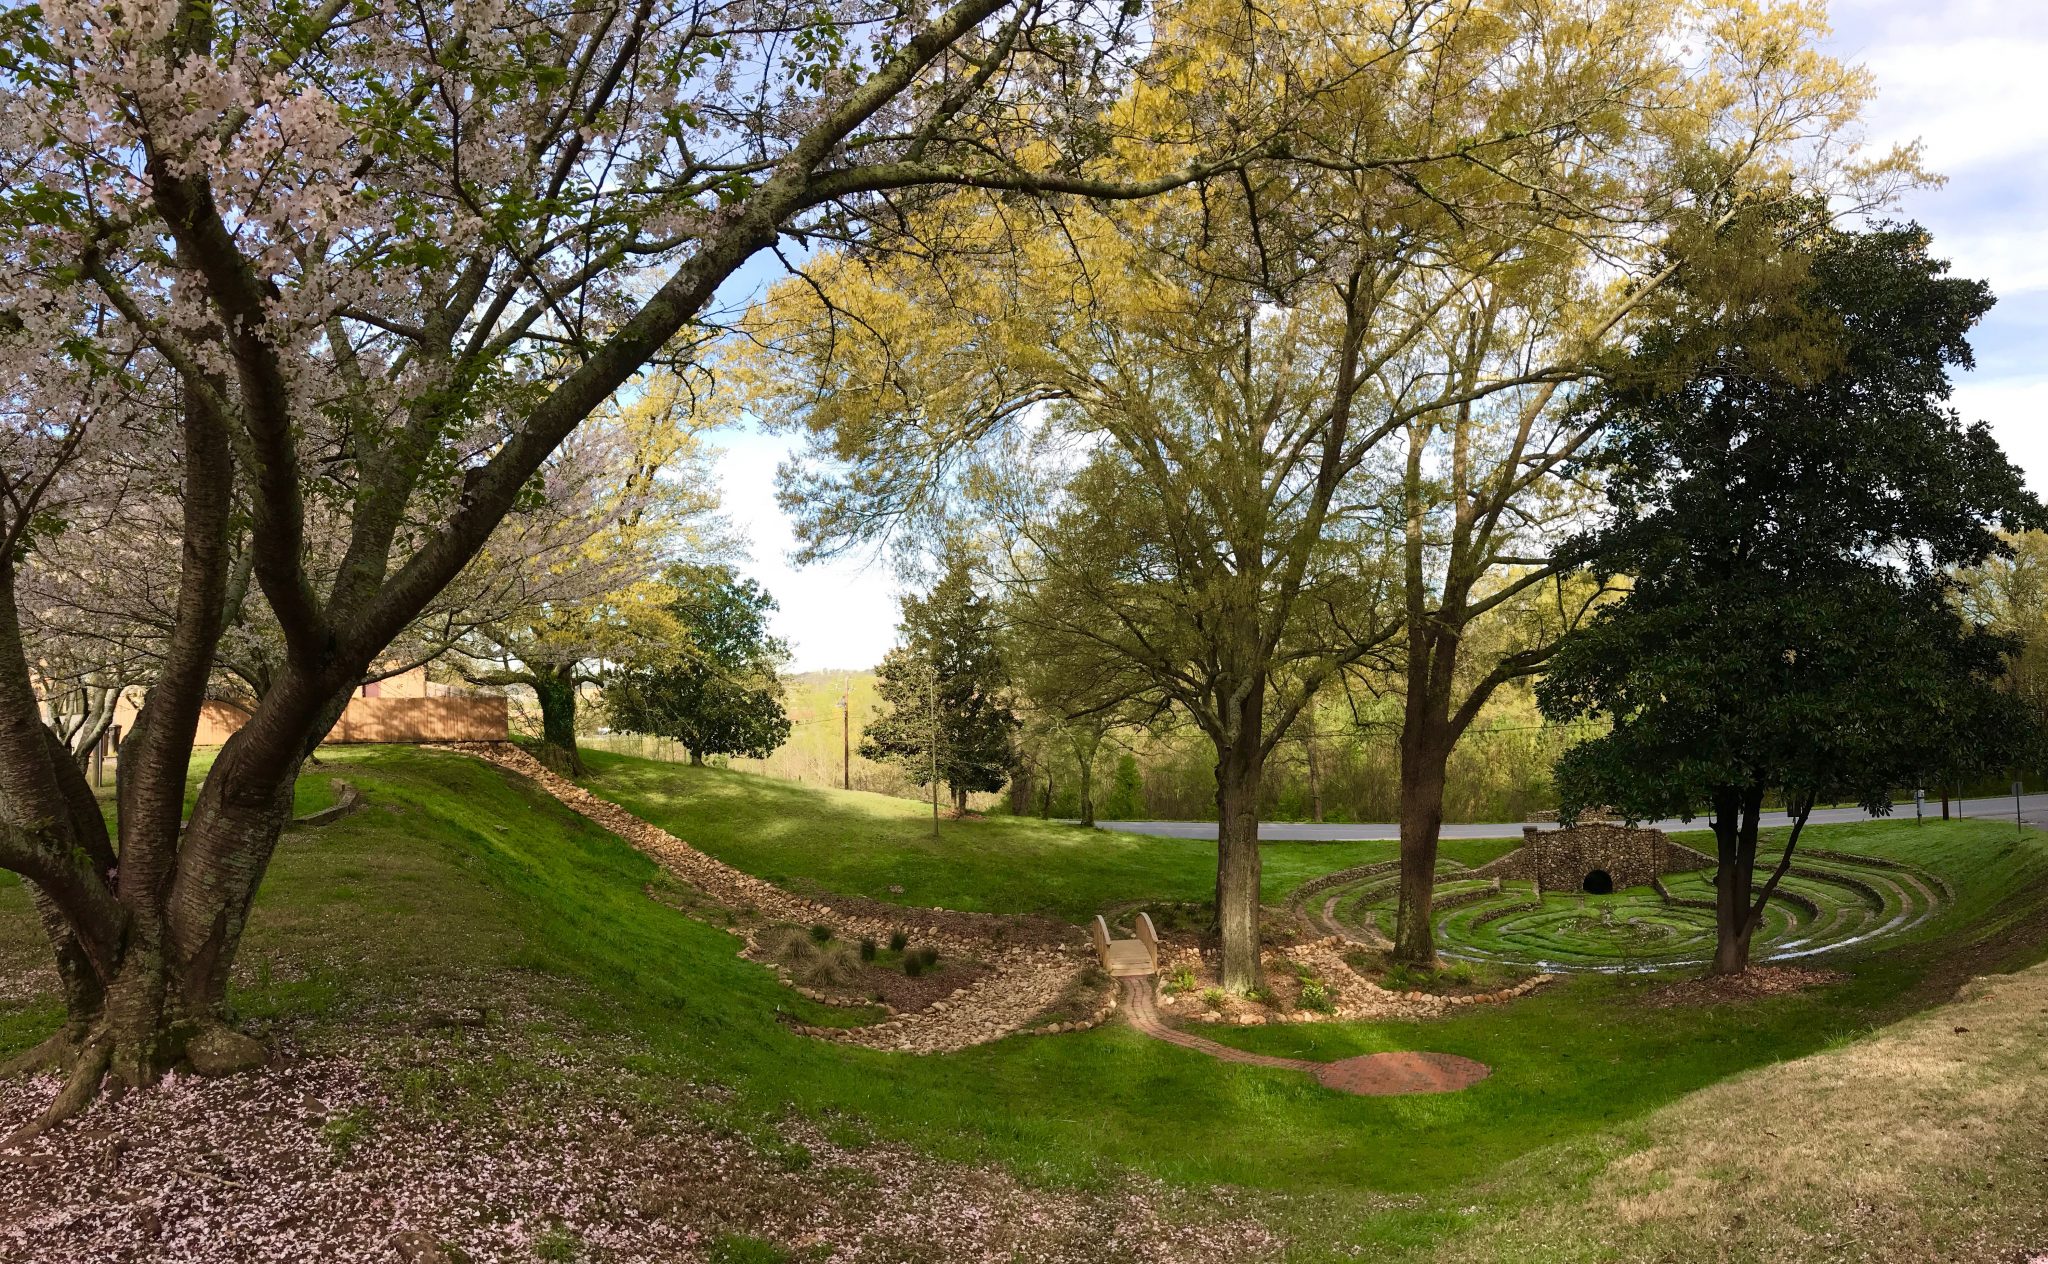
5,745,2046,1262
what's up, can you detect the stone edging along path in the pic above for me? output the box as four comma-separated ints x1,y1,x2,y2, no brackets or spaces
430,743,1093,1054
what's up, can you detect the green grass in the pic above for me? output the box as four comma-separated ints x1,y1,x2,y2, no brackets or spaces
5,745,2047,1261
579,748,1515,920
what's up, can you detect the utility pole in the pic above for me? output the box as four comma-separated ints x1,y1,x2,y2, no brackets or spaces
928,666,940,841
838,676,851,790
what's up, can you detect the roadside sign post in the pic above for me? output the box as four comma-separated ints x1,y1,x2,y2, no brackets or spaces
2016,780,2025,837
1914,789,1924,826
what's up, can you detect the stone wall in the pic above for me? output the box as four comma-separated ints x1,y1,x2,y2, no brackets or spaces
1473,825,1713,895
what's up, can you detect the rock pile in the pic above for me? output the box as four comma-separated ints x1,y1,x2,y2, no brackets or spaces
788,949,1091,1053
1153,937,1552,1025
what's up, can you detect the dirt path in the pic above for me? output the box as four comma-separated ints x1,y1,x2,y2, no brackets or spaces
1118,977,1491,1096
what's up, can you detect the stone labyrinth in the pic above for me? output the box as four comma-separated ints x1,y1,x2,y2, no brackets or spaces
1306,847,1952,973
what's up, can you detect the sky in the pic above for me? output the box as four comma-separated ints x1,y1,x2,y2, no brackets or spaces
712,0,2048,673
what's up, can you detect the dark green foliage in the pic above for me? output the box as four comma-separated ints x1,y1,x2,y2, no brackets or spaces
606,565,793,762
808,923,833,944
860,547,1020,807
887,929,908,952
1542,219,2045,970
858,936,877,961
901,950,926,978
1102,752,1144,819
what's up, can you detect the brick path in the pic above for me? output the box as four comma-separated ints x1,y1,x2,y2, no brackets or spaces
1119,977,1491,1096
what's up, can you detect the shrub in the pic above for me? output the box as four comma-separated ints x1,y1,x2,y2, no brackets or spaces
858,937,877,962
1299,978,1337,1014
809,923,834,944
1199,987,1226,1010
1163,965,1197,995
888,929,908,952
903,952,926,978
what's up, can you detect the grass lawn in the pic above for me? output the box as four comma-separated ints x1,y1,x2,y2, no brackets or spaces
579,748,1517,919
4,744,2047,1261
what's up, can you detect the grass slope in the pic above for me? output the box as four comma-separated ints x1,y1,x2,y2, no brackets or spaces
579,748,1517,920
2,745,2045,1261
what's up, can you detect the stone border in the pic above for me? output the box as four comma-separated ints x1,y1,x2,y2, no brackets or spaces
290,779,364,829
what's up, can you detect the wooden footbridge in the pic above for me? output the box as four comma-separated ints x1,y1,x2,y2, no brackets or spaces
1091,912,1159,977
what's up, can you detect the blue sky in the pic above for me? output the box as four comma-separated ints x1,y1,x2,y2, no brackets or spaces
716,0,2048,672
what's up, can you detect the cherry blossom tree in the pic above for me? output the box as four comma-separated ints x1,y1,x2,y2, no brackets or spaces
0,0,1268,1129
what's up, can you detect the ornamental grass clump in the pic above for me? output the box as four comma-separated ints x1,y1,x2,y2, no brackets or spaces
768,927,862,988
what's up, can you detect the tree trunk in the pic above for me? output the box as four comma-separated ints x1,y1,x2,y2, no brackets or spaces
1212,694,1266,994
1077,757,1095,828
952,784,969,815
1305,729,1324,823
1708,784,1765,975
1393,616,1458,966
688,748,703,766
1393,727,1451,967
530,664,584,776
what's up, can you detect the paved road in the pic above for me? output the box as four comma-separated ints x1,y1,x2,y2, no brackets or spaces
1096,792,2048,841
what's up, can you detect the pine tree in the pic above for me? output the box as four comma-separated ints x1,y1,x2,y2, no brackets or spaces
863,551,1020,811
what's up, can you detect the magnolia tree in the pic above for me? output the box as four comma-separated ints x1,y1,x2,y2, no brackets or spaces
0,0,1270,1131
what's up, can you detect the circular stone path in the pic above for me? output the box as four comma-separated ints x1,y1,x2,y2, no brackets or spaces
1118,978,1491,1096
1305,849,1951,974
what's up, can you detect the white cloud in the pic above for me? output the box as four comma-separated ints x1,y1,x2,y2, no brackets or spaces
1954,377,2048,494
714,427,905,673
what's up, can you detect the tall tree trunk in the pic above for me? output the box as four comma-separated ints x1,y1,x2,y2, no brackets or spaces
952,784,969,815
1077,756,1095,827
688,748,703,766
1393,618,1458,966
530,664,584,776
1708,784,1766,975
1393,724,1451,967
1213,691,1265,993
1305,728,1324,823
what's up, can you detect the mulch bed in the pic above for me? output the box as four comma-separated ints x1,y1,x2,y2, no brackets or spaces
1314,1051,1492,1096
1643,964,1848,1007
823,958,993,1013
